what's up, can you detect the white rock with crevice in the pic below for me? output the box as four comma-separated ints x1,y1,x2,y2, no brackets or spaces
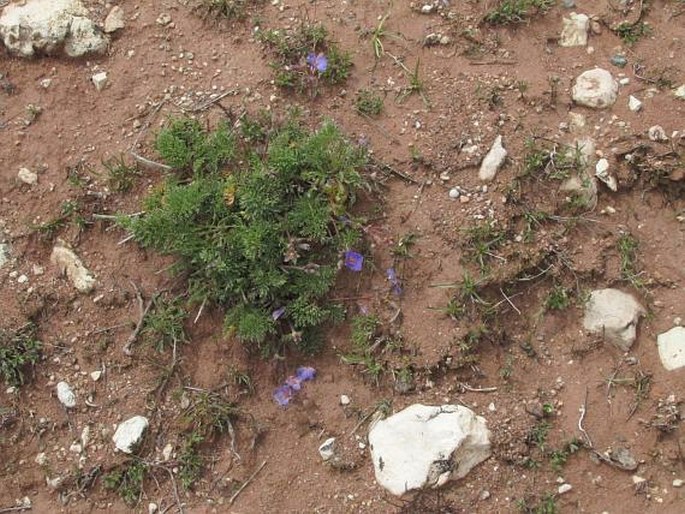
113,416,149,454
368,404,491,496
559,13,589,47
18,167,38,185
583,289,645,351
572,68,619,109
103,6,125,34
478,135,507,182
657,326,685,371
56,381,76,408
50,239,95,293
628,95,642,112
595,158,617,191
0,0,108,58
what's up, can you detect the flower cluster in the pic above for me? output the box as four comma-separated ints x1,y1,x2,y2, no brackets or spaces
306,52,328,74
344,250,364,272
273,366,317,406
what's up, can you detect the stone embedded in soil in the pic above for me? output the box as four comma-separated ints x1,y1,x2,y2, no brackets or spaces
558,483,573,494
0,242,10,269
595,158,617,191
56,381,76,408
583,289,645,351
17,167,38,185
648,125,668,142
91,71,108,91
572,68,619,109
657,326,685,371
559,13,589,47
478,135,507,182
50,239,95,293
628,95,642,112
368,404,491,496
318,437,336,461
611,447,638,471
103,6,125,34
112,415,149,454
0,0,109,58
674,85,685,100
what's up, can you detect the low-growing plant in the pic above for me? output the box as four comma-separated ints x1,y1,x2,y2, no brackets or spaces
614,21,652,46
484,0,555,25
196,0,265,21
462,222,505,272
103,459,148,507
549,438,583,471
517,493,557,514
120,114,368,356
394,58,430,106
104,154,140,193
546,284,570,310
34,199,84,239
178,430,205,490
0,324,41,386
355,88,384,117
259,22,352,95
141,295,188,352
521,139,582,180
617,232,644,289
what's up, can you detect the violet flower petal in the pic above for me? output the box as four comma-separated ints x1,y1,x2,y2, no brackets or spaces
285,376,302,391
296,366,316,381
273,385,293,406
272,306,286,321
344,251,364,272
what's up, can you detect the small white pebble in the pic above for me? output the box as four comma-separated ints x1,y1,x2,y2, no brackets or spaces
558,483,573,494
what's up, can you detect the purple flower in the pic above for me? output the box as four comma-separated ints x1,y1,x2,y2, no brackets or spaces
296,366,316,381
273,385,293,406
285,375,302,391
344,251,364,272
386,267,402,295
272,306,286,321
306,52,328,73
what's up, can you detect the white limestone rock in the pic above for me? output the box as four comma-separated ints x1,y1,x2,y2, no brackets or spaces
368,404,491,496
572,68,619,109
0,0,108,58
91,71,108,91
18,167,38,185
113,416,149,454
648,125,668,142
628,95,642,112
559,13,589,47
318,437,336,461
478,135,507,182
583,289,645,351
56,381,76,408
50,239,95,293
657,326,685,371
595,158,617,191
103,6,125,34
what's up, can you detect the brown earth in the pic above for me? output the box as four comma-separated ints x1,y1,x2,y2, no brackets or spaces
1,0,684,513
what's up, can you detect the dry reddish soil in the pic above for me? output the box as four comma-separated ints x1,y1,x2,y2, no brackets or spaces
1,1,685,513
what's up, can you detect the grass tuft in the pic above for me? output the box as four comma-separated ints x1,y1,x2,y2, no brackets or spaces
0,324,41,386
484,0,555,25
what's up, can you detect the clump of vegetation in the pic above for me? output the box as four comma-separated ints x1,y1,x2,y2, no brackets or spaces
342,314,384,384
259,22,352,95
394,58,430,106
516,493,557,514
120,114,368,356
521,139,582,181
104,155,140,193
545,284,570,311
196,0,266,21
0,324,42,386
462,222,506,272
484,0,554,25
142,295,188,352
103,459,148,507
614,21,652,46
33,199,86,240
617,232,644,289
355,89,384,117
549,438,583,471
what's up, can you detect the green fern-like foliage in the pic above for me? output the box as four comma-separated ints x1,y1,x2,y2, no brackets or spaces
123,115,367,354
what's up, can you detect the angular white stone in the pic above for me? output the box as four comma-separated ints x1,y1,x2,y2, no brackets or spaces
559,13,589,47
674,85,685,100
583,289,645,351
318,437,336,461
18,167,38,185
628,95,642,112
50,239,95,293
103,6,125,34
0,0,108,58
572,69,619,109
91,71,108,91
113,416,149,453
56,381,76,408
369,404,491,496
558,483,573,494
0,242,10,269
478,135,507,182
595,158,617,191
648,125,668,142
657,327,685,371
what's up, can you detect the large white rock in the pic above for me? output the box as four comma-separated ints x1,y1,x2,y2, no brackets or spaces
657,327,685,371
583,289,645,351
572,69,619,109
0,0,108,58
50,239,95,293
113,416,149,454
368,404,491,496
559,13,589,47
478,135,507,181
56,381,76,408
103,6,125,34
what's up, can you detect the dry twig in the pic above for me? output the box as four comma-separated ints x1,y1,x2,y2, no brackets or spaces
228,460,267,506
